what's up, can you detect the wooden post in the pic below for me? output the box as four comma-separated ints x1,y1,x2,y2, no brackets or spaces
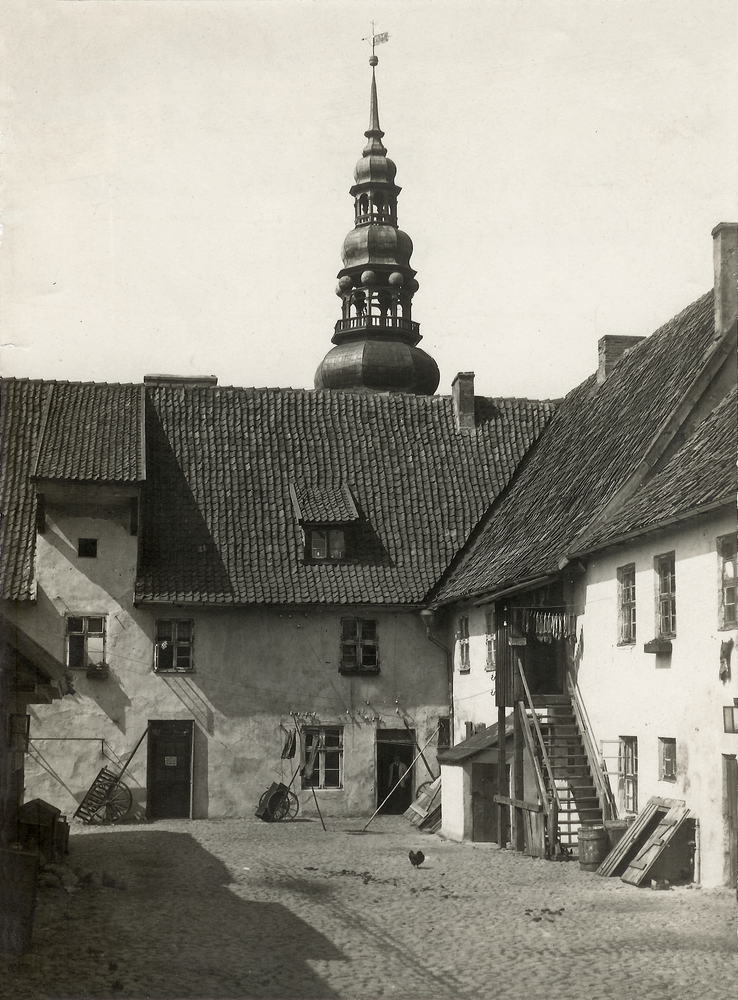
513,656,525,852
497,696,508,849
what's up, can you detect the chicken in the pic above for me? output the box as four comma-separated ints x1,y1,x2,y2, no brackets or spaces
408,850,425,867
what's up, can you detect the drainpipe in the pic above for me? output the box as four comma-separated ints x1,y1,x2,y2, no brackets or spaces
419,609,453,742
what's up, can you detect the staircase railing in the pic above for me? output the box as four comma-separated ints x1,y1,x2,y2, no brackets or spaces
566,672,618,821
517,661,562,811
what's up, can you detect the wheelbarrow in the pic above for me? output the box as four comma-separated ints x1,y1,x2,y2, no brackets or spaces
73,727,148,824
255,782,300,822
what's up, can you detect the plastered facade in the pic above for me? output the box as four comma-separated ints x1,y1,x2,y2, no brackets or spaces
576,510,738,887
8,502,449,820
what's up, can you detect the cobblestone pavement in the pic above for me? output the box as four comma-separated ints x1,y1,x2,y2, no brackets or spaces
4,815,736,1000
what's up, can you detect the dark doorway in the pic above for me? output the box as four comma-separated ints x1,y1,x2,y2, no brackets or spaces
147,720,193,820
376,729,414,814
724,754,737,887
471,763,498,842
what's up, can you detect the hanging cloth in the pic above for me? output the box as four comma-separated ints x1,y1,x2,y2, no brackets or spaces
280,729,296,759
720,638,734,681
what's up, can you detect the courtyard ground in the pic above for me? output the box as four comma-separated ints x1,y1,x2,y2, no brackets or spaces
3,814,736,1000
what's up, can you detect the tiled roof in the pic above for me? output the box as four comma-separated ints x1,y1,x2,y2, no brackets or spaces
0,380,145,601
1,380,48,600
34,382,144,482
136,387,556,605
432,291,732,604
574,385,737,552
290,482,359,524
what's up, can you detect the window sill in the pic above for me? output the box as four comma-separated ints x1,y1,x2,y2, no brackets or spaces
644,638,673,654
338,667,380,676
155,669,195,675
458,668,471,675
718,623,738,631
617,640,636,648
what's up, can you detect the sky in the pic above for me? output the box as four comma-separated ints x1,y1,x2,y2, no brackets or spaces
1,0,736,400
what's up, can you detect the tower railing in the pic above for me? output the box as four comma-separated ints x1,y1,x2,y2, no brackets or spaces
334,316,419,337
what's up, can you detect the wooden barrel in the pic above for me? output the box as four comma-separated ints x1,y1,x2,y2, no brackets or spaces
578,825,608,871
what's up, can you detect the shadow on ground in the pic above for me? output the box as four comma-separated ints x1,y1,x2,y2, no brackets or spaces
9,830,344,1000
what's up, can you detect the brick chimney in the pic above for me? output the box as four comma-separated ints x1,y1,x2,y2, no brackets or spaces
597,336,646,385
712,222,738,339
452,372,475,432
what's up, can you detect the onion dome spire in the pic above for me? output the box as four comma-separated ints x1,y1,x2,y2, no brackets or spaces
314,54,439,396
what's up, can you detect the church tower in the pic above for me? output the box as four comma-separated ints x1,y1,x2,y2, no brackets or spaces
314,55,440,394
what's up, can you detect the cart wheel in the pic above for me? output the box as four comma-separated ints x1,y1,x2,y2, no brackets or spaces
266,787,290,821
103,782,133,823
283,790,299,820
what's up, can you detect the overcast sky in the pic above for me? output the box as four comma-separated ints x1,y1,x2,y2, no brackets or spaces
2,0,736,399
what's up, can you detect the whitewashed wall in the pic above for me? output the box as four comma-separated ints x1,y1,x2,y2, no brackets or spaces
577,510,738,887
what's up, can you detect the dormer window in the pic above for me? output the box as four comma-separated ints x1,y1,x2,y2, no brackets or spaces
310,528,346,561
290,481,360,565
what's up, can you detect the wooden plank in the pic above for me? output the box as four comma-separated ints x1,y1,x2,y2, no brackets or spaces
621,804,690,886
494,795,543,813
597,797,674,877
597,796,684,878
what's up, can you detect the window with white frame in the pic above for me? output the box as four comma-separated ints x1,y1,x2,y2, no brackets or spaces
656,552,676,637
457,615,470,672
301,727,343,789
619,736,638,813
659,737,677,782
718,534,737,629
339,618,378,673
617,564,636,644
154,620,194,673
66,616,106,669
484,608,496,671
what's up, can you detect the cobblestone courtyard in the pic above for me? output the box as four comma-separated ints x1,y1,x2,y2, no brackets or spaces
5,815,736,1000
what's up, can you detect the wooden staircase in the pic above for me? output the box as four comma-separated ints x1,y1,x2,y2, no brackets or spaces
531,695,604,852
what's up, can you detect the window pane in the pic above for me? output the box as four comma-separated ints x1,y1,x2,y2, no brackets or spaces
157,643,174,671
329,530,345,559
86,636,105,665
156,620,173,642
68,633,85,668
360,644,378,668
341,619,358,641
341,643,358,667
87,617,104,635
67,617,84,634
311,530,327,559
360,620,377,641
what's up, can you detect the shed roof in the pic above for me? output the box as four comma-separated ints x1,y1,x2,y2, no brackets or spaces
436,716,514,765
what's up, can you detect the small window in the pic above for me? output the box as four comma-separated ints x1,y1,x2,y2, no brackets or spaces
154,620,194,673
484,609,496,671
619,736,638,813
618,564,636,644
308,528,347,561
656,552,676,637
301,727,343,789
437,717,451,749
66,616,106,668
340,618,379,673
457,616,470,672
78,538,98,558
659,737,677,782
718,534,737,629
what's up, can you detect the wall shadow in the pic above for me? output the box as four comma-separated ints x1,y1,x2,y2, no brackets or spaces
14,830,344,999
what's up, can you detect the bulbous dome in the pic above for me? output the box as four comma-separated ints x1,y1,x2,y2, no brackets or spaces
341,226,413,269
314,339,440,395
353,154,398,186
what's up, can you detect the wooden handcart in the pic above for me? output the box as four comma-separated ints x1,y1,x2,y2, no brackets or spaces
73,728,148,825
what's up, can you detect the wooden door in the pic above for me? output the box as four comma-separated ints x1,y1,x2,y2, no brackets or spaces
376,729,414,814
147,720,193,820
472,763,498,842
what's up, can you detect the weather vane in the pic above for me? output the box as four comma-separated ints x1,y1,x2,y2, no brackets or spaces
363,22,389,65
